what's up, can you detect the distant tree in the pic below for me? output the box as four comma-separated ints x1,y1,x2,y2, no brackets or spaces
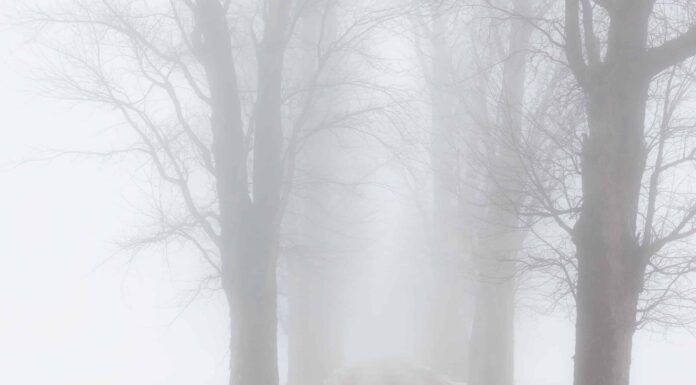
410,1,473,380
285,3,345,385
282,1,395,384
409,2,540,384
465,2,534,385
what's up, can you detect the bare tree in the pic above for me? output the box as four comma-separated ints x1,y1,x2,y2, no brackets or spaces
562,1,696,384
408,1,477,379
27,0,291,383
24,1,402,384
196,2,292,383
284,1,378,384
465,2,534,385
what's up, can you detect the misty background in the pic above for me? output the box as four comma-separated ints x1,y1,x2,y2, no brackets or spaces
3,1,696,385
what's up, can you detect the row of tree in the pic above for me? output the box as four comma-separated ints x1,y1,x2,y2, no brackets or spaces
23,1,696,385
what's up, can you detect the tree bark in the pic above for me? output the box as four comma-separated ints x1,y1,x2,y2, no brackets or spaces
196,1,289,385
565,2,654,385
572,70,649,385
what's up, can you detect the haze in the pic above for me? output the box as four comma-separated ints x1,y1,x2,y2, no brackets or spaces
2,1,696,385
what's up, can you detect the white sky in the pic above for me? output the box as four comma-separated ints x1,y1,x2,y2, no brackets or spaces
1,2,696,385
0,20,230,385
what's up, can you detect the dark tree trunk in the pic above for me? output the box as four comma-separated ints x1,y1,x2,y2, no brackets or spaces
567,3,654,385
572,76,649,385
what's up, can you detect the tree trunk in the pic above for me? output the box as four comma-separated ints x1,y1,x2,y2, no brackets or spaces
469,2,531,384
425,9,471,380
569,4,654,385
572,77,649,385
469,269,515,385
196,1,288,385
288,259,342,385
229,209,281,385
286,3,344,385
286,132,344,385
429,112,470,380
469,200,521,385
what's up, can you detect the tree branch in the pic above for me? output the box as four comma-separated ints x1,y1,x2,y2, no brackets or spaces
646,26,696,75
564,0,589,86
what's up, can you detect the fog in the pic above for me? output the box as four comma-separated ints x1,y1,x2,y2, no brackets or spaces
4,1,696,385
